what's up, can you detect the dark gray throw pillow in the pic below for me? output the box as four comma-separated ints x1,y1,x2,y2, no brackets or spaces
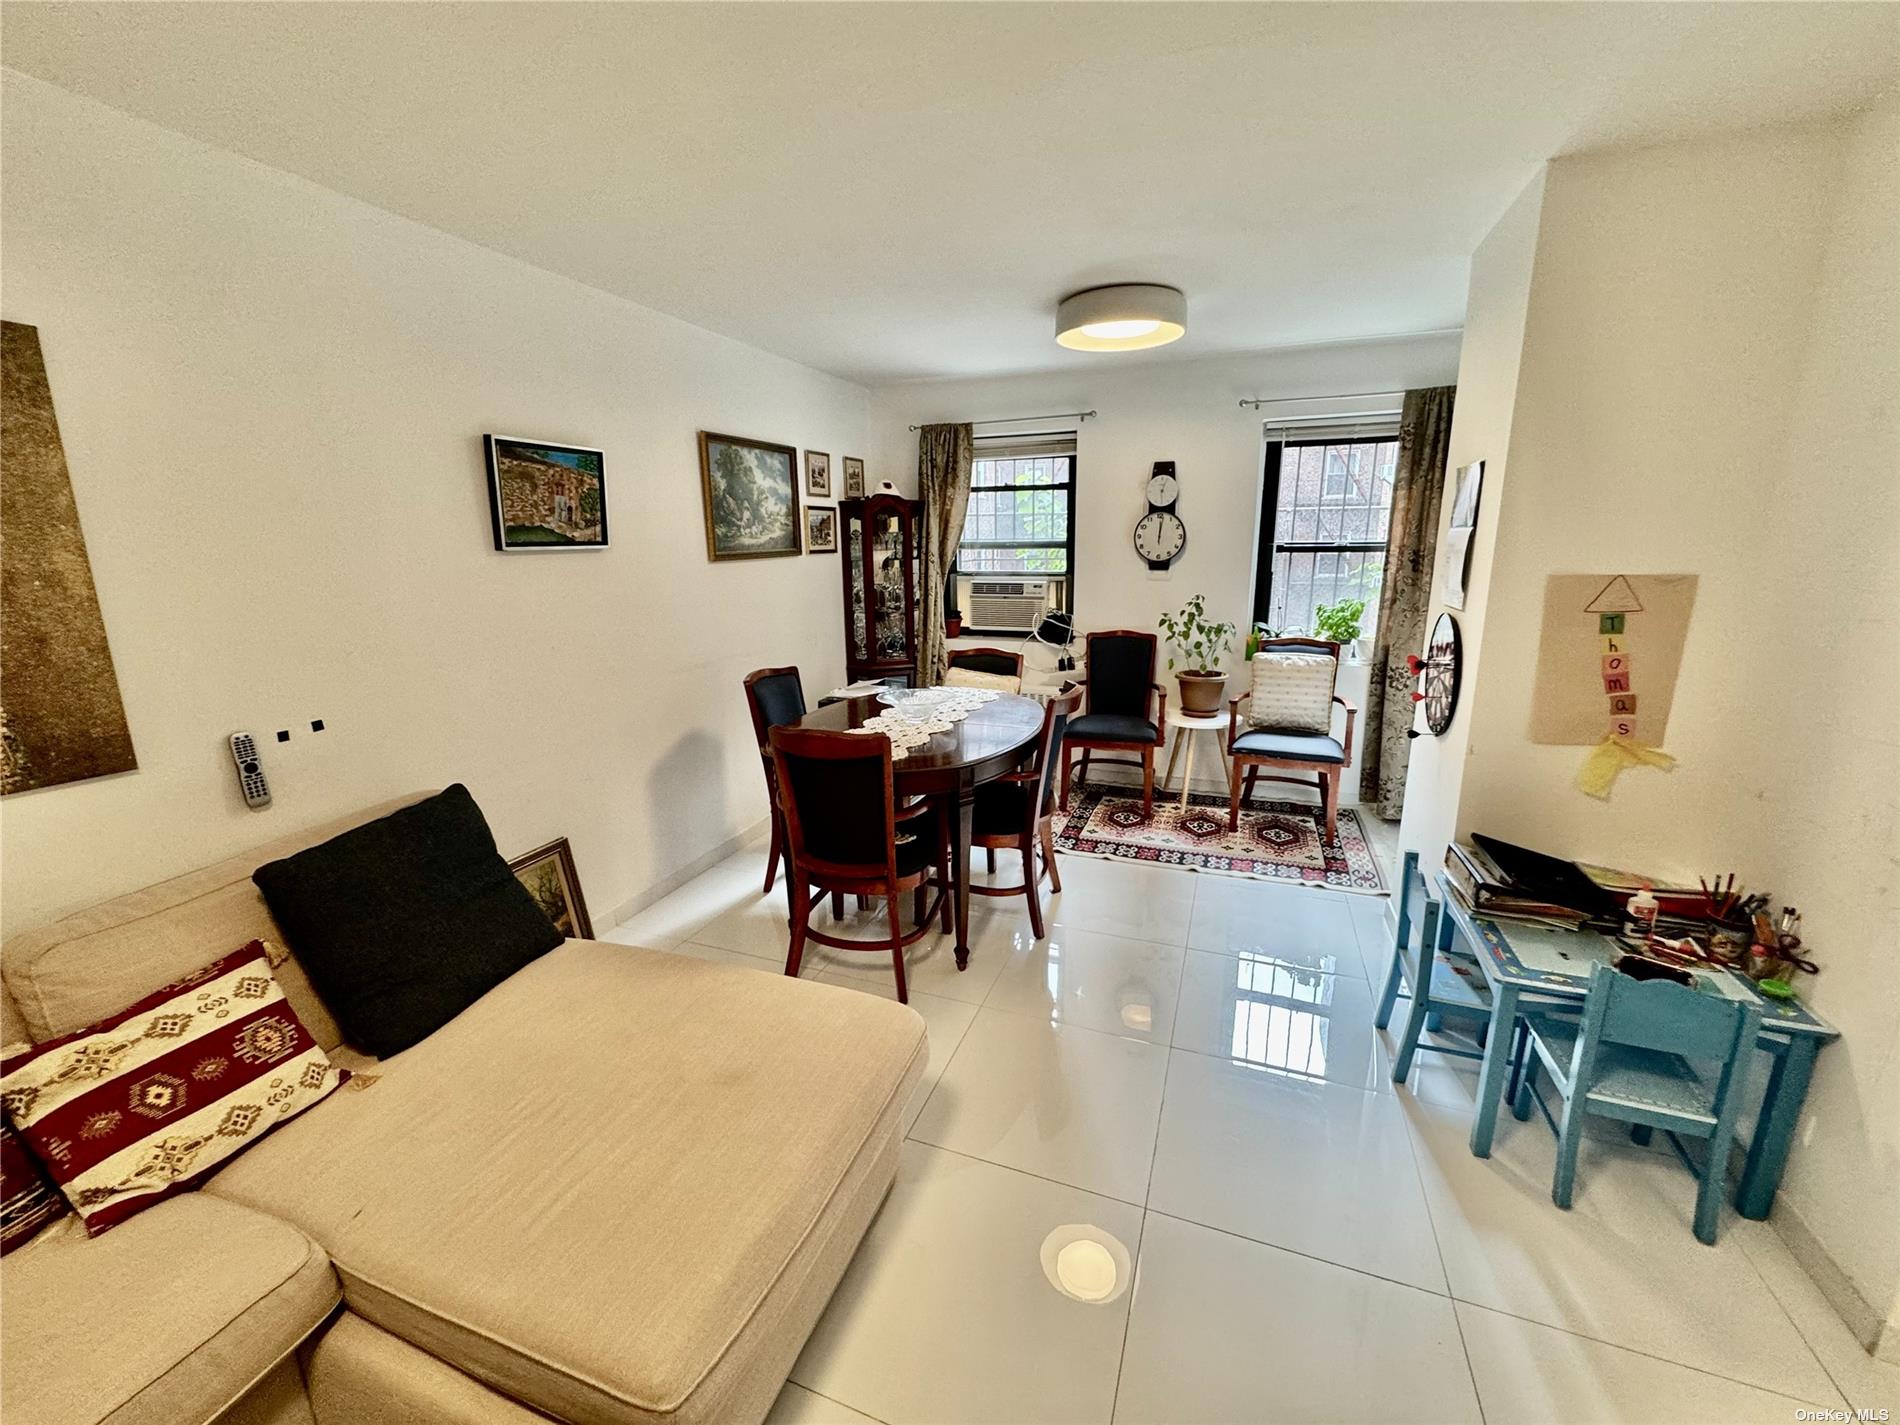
252,784,563,1058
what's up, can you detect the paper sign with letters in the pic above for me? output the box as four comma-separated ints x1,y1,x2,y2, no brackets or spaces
1530,574,1699,746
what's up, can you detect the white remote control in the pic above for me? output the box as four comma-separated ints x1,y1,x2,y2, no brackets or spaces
228,731,272,808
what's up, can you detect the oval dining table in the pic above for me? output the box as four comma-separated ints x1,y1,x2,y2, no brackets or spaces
792,690,1047,969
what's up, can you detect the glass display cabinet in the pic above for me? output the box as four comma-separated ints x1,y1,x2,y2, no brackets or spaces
839,493,924,686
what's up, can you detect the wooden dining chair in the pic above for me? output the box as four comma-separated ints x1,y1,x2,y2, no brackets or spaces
1225,636,1355,841
970,684,1081,939
945,646,1026,691
768,725,951,1004
743,666,808,893
1060,630,1167,820
1512,962,1760,1244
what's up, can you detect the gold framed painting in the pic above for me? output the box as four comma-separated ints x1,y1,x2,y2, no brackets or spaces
508,836,593,939
698,430,801,560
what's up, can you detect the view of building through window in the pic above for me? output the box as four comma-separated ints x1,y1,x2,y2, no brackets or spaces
958,452,1073,575
1256,437,1397,638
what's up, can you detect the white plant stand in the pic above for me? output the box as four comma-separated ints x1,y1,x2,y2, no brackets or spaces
1160,708,1232,809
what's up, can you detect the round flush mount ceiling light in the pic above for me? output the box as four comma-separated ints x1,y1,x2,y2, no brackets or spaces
1055,284,1187,352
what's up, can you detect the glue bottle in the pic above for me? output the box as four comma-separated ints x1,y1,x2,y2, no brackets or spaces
1627,885,1660,945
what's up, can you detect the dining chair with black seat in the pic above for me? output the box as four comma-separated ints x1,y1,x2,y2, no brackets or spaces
743,665,808,894
1060,629,1167,821
1224,636,1356,841
769,725,952,1004
945,646,1025,692
970,683,1081,939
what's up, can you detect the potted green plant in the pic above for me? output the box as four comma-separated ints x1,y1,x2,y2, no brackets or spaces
1312,598,1368,661
1158,594,1239,715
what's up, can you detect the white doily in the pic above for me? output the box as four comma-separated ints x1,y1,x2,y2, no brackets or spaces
844,685,1002,757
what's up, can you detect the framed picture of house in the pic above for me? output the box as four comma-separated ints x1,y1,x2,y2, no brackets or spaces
842,456,866,498
484,436,607,551
698,431,801,560
508,836,593,939
805,505,838,553
805,449,831,498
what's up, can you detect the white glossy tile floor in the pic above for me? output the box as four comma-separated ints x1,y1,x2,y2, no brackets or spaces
608,838,1876,1424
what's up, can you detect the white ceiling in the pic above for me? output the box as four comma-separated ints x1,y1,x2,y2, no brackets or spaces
4,3,1895,385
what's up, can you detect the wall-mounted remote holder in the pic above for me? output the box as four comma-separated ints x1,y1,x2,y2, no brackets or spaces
228,731,272,809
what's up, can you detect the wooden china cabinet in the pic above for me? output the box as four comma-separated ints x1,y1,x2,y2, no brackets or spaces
839,493,925,686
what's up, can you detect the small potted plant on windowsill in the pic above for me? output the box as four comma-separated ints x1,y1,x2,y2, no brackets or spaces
1313,598,1369,662
1159,593,1239,716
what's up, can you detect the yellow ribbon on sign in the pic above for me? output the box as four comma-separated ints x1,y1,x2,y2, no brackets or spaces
1576,735,1677,799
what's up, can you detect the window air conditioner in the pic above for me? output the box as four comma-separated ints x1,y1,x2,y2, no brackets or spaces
968,578,1049,631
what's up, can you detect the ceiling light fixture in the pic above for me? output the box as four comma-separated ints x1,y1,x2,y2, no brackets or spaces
1055,284,1186,352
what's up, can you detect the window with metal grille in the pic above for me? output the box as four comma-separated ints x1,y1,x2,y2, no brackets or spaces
1252,434,1397,636
956,441,1075,578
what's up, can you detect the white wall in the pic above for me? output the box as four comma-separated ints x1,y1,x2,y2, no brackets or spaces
1394,172,1546,868
1401,110,1900,1349
0,73,869,932
869,334,1463,790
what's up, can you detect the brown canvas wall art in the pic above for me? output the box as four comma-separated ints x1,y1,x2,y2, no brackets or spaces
1,322,137,795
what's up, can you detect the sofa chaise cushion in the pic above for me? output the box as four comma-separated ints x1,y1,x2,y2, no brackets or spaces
0,1194,338,1425
205,939,927,1425
251,785,562,1058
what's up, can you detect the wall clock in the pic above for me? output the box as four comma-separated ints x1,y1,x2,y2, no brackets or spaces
1133,461,1185,570
1408,612,1462,737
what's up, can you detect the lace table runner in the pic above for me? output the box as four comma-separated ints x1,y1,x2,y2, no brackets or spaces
844,686,1002,757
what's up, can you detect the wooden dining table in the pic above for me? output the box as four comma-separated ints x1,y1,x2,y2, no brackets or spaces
793,691,1047,968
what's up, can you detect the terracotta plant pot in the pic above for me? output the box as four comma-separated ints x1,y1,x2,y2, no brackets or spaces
945,615,962,638
1176,671,1227,716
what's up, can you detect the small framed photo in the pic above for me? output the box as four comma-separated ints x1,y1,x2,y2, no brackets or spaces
842,456,866,498
804,449,831,498
805,504,838,553
508,837,593,939
484,436,607,551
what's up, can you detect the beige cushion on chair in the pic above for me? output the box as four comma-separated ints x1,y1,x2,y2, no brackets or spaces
204,940,926,1425
0,1194,338,1425
1247,652,1337,735
944,666,1021,693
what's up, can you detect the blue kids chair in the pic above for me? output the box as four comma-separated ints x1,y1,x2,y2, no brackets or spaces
1381,850,1495,1084
1512,962,1761,1244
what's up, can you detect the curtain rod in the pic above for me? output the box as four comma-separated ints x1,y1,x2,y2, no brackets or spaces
1238,391,1402,410
908,409,1097,432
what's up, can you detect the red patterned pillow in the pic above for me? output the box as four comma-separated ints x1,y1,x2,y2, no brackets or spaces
1,1111,69,1253
0,941,348,1236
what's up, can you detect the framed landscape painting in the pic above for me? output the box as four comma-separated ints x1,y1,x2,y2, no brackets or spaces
485,436,607,551
698,431,800,560
508,836,592,939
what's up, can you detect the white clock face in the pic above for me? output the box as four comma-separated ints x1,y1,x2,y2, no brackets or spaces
1146,472,1179,506
1134,511,1186,562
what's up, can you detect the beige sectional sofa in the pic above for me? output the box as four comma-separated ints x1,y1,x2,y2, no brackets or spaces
2,794,926,1425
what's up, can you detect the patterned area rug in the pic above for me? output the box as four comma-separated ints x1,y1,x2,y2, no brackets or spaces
1054,783,1385,894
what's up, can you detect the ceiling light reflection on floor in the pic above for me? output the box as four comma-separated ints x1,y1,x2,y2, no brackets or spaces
1040,1224,1133,1305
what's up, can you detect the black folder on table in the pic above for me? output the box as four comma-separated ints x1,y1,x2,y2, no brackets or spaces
1470,834,1620,921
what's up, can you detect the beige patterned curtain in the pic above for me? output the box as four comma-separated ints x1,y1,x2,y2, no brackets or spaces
1361,386,1456,819
916,423,973,686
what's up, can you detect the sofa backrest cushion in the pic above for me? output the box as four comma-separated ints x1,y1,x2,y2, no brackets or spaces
1,792,435,1049
251,785,563,1059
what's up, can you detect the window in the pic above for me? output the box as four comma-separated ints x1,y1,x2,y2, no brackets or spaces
1252,429,1398,637
955,436,1076,630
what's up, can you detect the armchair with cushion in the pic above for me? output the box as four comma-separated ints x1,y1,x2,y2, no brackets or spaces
1226,636,1357,841
1060,629,1167,821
